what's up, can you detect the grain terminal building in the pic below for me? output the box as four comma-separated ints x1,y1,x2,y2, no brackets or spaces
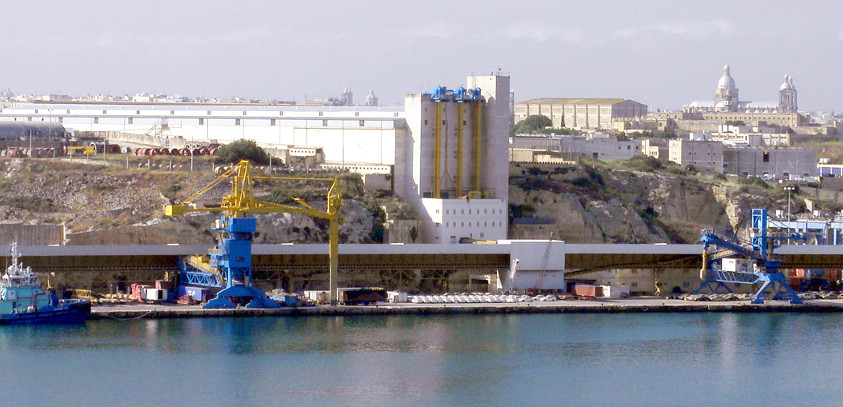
514,98,648,130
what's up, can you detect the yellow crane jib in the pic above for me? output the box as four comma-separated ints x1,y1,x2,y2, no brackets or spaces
163,159,343,308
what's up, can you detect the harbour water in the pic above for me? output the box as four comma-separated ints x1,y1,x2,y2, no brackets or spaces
2,313,842,406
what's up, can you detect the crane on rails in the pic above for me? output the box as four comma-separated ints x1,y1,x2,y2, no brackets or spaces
696,208,805,304
164,159,342,309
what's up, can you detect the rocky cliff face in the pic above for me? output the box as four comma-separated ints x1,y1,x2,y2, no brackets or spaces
508,163,785,243
0,159,390,245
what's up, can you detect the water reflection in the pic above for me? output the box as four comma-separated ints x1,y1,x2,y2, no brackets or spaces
3,313,843,406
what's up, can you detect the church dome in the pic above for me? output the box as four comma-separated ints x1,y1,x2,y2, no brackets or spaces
780,75,796,91
717,65,736,89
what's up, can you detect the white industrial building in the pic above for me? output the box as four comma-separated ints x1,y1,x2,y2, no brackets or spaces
403,75,511,243
512,134,643,160
0,103,404,173
668,139,724,172
0,74,511,244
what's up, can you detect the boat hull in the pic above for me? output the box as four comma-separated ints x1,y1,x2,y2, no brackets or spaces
0,300,91,325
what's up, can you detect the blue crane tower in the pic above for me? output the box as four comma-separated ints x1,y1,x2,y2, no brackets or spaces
696,208,805,304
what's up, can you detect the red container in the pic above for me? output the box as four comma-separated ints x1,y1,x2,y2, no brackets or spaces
574,284,602,298
208,147,218,156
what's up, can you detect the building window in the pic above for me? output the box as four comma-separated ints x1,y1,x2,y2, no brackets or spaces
461,222,464,227
235,119,241,126
484,222,487,227
435,209,440,214
319,111,323,117
199,118,205,125
359,120,365,127
58,117,63,123
631,282,638,287
102,110,107,114
322,120,328,126
484,209,487,214
67,110,71,114
207,110,212,115
170,110,175,115
270,119,276,126
34,109,38,114
93,117,99,124
127,117,133,124
424,120,428,125
763,151,770,162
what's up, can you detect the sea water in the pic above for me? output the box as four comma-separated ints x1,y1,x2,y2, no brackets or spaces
1,313,841,407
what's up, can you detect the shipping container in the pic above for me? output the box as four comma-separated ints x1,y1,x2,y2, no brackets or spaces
722,258,751,272
600,285,629,298
143,288,162,301
573,284,602,298
177,286,211,302
337,287,387,305
387,291,408,303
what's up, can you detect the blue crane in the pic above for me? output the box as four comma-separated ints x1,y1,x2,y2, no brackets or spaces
696,208,805,304
165,160,343,309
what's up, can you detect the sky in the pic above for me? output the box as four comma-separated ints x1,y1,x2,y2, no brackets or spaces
2,0,842,111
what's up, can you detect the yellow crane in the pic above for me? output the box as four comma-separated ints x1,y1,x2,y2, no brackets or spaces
164,159,343,308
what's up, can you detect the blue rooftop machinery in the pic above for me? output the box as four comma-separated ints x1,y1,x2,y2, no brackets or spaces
423,86,484,199
696,208,806,304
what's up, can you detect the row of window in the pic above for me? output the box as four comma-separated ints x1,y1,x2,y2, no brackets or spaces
437,221,503,227
435,208,503,215
31,109,400,118
19,117,369,127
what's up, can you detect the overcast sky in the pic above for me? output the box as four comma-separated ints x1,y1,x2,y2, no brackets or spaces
2,0,842,111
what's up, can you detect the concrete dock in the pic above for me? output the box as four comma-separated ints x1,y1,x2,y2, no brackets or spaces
90,298,843,320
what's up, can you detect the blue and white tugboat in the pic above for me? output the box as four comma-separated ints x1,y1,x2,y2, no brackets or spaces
0,242,91,325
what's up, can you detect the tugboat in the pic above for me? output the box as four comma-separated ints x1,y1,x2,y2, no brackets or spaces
0,242,91,324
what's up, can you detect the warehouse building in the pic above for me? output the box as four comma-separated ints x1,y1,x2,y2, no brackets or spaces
514,98,647,130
